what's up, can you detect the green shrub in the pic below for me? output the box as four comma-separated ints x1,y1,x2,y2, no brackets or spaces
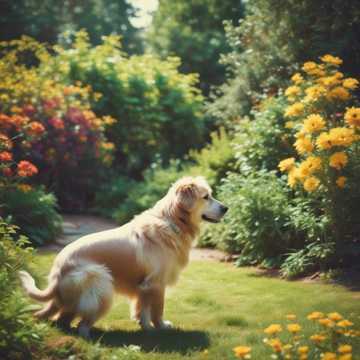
0,188,62,246
0,219,43,359
51,31,206,179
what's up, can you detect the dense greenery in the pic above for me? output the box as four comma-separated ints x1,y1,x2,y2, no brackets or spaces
0,0,142,53
148,0,243,94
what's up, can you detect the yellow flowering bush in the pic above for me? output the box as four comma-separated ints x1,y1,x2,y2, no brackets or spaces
279,55,360,247
233,312,359,359
0,37,114,207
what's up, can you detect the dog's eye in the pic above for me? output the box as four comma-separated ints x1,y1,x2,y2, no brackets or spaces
203,194,209,200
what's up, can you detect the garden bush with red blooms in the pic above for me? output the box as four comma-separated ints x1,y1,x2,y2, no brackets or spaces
0,37,115,209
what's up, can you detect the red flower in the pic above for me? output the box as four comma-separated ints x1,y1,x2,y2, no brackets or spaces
28,121,45,135
2,167,13,177
0,151,13,162
23,104,36,116
17,160,38,177
49,117,65,130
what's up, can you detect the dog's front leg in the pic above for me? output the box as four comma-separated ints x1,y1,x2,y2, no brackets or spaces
136,289,154,330
150,285,172,330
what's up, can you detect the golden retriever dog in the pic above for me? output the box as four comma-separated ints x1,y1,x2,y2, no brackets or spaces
19,176,228,337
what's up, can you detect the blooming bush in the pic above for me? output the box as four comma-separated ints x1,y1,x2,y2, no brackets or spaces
0,37,114,209
233,311,359,359
279,55,360,251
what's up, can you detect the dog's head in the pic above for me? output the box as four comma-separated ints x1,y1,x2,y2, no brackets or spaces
170,176,228,224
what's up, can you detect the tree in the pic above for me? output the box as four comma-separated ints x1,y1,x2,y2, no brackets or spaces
147,0,244,95
0,0,142,53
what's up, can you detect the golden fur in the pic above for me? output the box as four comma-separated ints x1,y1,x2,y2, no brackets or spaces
19,176,227,337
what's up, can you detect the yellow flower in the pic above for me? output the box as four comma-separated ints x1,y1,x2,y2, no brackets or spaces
321,54,343,66
285,103,304,117
305,85,326,102
329,128,356,147
308,311,324,320
17,184,32,193
285,121,295,129
233,346,251,358
303,62,325,76
329,152,348,170
336,176,347,189
304,176,320,192
303,114,326,133
298,346,309,354
343,78,359,90
298,156,322,178
103,115,116,125
267,338,282,352
310,334,327,343
285,85,301,98
338,345,352,354
339,355,352,360
316,132,333,150
288,168,298,188
319,318,335,327
278,157,295,172
327,86,350,101
291,73,304,84
321,352,337,360
287,323,301,333
344,107,360,127
286,314,297,321
337,320,354,327
294,137,314,154
264,324,283,335
328,312,343,321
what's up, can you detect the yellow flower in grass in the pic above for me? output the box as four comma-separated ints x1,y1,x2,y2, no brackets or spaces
308,311,324,320
321,352,337,360
285,85,301,98
321,54,343,66
298,346,309,355
316,132,333,150
286,314,297,321
285,102,304,117
329,128,356,147
233,346,251,358
343,78,359,90
294,137,314,155
338,345,352,354
344,107,360,127
328,312,343,321
267,338,282,353
17,184,32,193
287,323,301,333
303,114,326,133
291,73,304,84
278,157,295,172
327,86,350,101
264,324,283,335
319,318,335,327
329,152,348,170
310,334,327,343
339,355,352,360
336,176,347,189
304,176,320,192
285,121,295,129
337,320,354,327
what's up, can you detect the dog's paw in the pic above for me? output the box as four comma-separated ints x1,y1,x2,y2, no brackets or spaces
158,320,173,329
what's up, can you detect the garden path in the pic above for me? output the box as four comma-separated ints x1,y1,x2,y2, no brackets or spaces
40,214,227,261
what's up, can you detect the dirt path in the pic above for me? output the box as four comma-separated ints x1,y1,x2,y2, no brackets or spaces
40,214,227,261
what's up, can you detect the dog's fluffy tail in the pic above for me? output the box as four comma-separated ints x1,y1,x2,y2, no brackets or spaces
18,270,58,302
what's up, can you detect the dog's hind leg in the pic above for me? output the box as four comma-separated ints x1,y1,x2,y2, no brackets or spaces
34,300,58,320
56,311,76,330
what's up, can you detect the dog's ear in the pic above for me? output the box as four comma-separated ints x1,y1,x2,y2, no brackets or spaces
175,182,198,210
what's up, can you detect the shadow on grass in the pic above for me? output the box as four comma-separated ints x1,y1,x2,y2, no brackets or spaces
91,327,210,354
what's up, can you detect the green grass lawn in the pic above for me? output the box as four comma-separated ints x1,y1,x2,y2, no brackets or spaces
32,253,360,359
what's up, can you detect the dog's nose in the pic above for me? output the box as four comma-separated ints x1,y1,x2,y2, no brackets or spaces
221,205,228,214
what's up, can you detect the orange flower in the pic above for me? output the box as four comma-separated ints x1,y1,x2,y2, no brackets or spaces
49,117,65,130
17,160,38,177
0,151,13,162
28,121,45,136
0,133,13,149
